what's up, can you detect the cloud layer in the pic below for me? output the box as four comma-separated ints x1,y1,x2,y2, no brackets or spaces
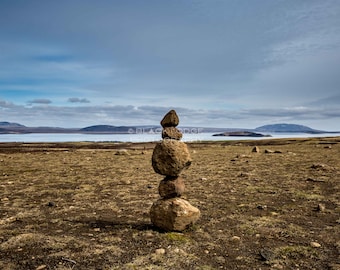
0,1,340,130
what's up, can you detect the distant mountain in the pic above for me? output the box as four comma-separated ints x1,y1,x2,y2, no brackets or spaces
255,124,324,133
0,121,25,127
0,121,337,135
212,131,271,137
80,125,134,133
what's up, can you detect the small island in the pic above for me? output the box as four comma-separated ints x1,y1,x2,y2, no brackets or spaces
212,131,271,137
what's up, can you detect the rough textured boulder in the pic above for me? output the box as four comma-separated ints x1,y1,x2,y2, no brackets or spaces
152,139,192,176
162,127,183,140
150,198,200,231
158,176,185,198
160,110,179,127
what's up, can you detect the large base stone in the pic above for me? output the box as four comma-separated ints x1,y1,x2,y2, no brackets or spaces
150,198,200,231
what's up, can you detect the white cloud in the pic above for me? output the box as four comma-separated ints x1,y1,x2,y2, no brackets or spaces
68,97,90,103
1,1,340,131
27,99,52,105
1,99,340,131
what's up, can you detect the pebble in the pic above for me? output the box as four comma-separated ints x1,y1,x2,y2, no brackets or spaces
272,264,284,269
174,248,185,254
259,249,274,261
145,232,154,239
155,248,166,255
120,180,131,185
317,203,326,212
230,236,241,242
36,265,47,270
257,205,267,210
215,256,226,264
252,146,260,153
47,201,56,207
310,241,321,248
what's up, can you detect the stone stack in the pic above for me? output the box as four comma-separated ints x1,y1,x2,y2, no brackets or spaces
150,110,200,231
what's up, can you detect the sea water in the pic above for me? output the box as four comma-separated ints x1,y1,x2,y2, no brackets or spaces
0,132,339,143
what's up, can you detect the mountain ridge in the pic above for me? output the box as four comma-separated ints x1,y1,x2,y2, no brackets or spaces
0,121,338,134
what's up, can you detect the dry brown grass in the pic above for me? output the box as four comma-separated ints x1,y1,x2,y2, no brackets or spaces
0,137,339,269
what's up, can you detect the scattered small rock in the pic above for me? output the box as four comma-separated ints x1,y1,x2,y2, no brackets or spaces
155,248,166,255
238,172,252,177
272,264,284,269
230,236,241,242
264,149,282,153
145,231,154,239
215,256,226,264
311,163,331,170
47,201,56,207
257,205,267,210
119,180,131,185
252,146,260,153
259,249,275,261
36,265,47,270
317,203,326,212
306,177,326,183
310,241,321,248
115,149,130,155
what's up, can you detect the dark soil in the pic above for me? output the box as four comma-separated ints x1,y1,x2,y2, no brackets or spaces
0,137,339,269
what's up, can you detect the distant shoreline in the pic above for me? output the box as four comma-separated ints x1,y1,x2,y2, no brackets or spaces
1,132,340,143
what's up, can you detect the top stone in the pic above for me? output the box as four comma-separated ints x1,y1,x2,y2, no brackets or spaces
161,110,179,128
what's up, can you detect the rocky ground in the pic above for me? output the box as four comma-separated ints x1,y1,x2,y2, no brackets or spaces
0,137,339,269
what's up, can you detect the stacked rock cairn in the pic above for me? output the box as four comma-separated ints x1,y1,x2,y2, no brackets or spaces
150,110,200,231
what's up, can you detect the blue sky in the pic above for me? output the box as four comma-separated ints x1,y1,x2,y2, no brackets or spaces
1,0,340,130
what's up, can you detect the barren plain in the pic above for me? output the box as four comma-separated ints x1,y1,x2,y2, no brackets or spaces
0,137,339,269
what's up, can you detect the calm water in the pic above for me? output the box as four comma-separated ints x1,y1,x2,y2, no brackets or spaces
0,132,339,143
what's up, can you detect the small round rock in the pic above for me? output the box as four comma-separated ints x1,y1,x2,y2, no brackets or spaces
310,241,321,248
231,236,241,242
155,248,166,255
